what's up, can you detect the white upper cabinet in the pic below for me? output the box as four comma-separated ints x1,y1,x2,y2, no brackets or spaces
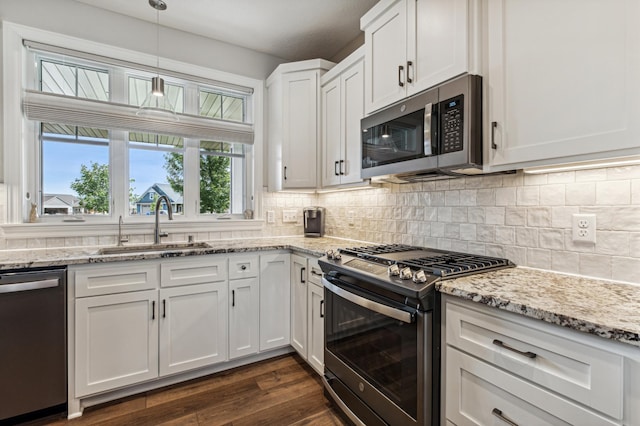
267,60,335,190
321,47,365,187
361,0,474,114
485,0,640,171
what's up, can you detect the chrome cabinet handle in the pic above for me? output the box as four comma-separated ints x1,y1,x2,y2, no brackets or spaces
0,278,59,293
491,121,498,149
492,408,519,426
493,339,537,359
406,61,413,83
398,65,405,87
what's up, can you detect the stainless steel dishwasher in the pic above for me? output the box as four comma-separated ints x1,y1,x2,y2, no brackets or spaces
0,268,67,423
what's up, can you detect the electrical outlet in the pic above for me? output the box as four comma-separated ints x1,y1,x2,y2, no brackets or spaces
266,210,275,224
283,209,298,223
572,214,596,243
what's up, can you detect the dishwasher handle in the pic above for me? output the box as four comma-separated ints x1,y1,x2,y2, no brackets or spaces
0,278,60,294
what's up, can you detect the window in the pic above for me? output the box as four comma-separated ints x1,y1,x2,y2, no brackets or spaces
22,46,255,222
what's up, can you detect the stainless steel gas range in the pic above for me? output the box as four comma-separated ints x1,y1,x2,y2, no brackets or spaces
319,244,514,426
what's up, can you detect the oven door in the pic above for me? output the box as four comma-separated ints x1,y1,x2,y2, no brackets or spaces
323,276,431,426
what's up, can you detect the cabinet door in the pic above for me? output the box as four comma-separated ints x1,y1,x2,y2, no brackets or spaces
290,254,308,359
486,0,640,170
75,290,158,396
341,58,365,185
407,0,469,96
322,76,342,187
282,71,319,188
364,0,408,114
229,277,259,359
307,282,325,375
259,253,291,351
159,282,228,376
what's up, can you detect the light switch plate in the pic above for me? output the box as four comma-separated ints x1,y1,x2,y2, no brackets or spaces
266,210,275,223
283,209,297,223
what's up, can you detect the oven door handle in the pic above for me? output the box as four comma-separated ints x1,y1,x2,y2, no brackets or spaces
323,278,415,324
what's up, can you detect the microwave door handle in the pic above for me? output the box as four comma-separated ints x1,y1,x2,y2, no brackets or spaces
323,278,415,324
424,102,433,156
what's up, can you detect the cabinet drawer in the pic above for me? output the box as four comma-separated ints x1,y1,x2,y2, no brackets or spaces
228,255,259,280
445,347,617,426
445,299,623,419
307,257,323,285
74,262,159,297
161,257,227,287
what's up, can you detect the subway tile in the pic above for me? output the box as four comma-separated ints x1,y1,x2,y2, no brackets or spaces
459,190,477,206
6,239,27,249
547,171,575,184
485,207,506,225
438,207,452,223
596,180,631,205
527,207,552,227
565,182,596,205
467,242,486,255
551,206,580,229
451,207,468,223
450,179,467,190
450,240,469,252
516,186,539,206
495,226,515,245
468,207,486,224
502,172,524,187
630,233,640,256
575,168,607,182
516,227,538,247
538,229,564,250
612,257,640,283
551,251,580,274
632,179,640,205
579,253,612,280
435,180,450,191
528,248,551,269
437,239,453,250
606,165,640,180
425,207,438,221
431,222,445,237
504,246,527,266
430,191,445,206
496,187,516,206
477,225,495,243
46,237,66,249
459,224,477,241
476,189,496,206
523,173,547,186
595,231,630,256
445,224,461,239
485,244,505,257
505,207,526,226
539,184,566,206
445,190,460,206
605,206,640,231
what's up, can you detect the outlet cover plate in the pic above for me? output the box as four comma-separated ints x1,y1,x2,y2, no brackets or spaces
283,209,298,223
572,214,596,243
266,210,275,223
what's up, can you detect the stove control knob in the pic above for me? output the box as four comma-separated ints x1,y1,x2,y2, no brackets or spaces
412,269,427,283
388,264,400,276
325,250,341,261
400,267,413,280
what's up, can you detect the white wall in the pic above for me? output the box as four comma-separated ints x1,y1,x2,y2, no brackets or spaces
0,0,285,79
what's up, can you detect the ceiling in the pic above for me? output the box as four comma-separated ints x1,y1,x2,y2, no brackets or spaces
73,0,379,61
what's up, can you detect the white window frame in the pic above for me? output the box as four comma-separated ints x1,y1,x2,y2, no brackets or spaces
2,22,264,236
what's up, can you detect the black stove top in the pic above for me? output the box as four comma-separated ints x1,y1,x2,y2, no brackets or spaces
319,244,514,305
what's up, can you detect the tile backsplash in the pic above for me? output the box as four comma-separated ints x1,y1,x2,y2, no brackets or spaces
0,165,638,284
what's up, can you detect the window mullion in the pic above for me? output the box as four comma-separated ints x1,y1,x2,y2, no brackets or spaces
183,138,200,219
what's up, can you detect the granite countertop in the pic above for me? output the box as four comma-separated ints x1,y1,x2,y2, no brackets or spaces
439,268,640,348
0,236,354,271
1,237,638,348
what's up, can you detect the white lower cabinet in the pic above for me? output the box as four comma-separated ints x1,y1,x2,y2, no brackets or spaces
443,296,637,425
259,253,291,351
75,289,159,397
291,254,324,375
229,255,260,360
159,282,228,376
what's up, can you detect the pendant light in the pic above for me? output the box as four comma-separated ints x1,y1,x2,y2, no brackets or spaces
136,0,177,119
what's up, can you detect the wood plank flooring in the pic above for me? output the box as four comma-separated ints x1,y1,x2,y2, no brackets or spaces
26,354,348,426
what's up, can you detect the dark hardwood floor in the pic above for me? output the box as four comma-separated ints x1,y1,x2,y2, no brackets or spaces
26,354,348,426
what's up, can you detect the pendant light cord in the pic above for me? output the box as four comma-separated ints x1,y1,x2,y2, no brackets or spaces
156,6,160,78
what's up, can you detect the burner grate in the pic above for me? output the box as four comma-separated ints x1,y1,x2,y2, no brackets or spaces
340,244,419,257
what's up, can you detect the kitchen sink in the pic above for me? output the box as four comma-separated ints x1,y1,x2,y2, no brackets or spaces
97,242,212,255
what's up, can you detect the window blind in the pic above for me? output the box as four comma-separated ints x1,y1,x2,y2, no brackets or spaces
23,90,254,145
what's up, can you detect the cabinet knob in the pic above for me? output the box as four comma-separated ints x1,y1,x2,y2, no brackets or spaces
241,265,247,270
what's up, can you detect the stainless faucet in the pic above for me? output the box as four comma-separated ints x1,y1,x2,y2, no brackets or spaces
154,195,174,244
117,215,129,246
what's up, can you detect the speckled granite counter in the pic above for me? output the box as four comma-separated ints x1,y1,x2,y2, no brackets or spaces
1,238,638,348
0,236,355,270
439,267,640,348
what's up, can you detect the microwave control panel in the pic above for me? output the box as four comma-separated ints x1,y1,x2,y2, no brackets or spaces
440,95,464,153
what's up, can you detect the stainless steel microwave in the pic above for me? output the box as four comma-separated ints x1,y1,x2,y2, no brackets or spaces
361,74,483,182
